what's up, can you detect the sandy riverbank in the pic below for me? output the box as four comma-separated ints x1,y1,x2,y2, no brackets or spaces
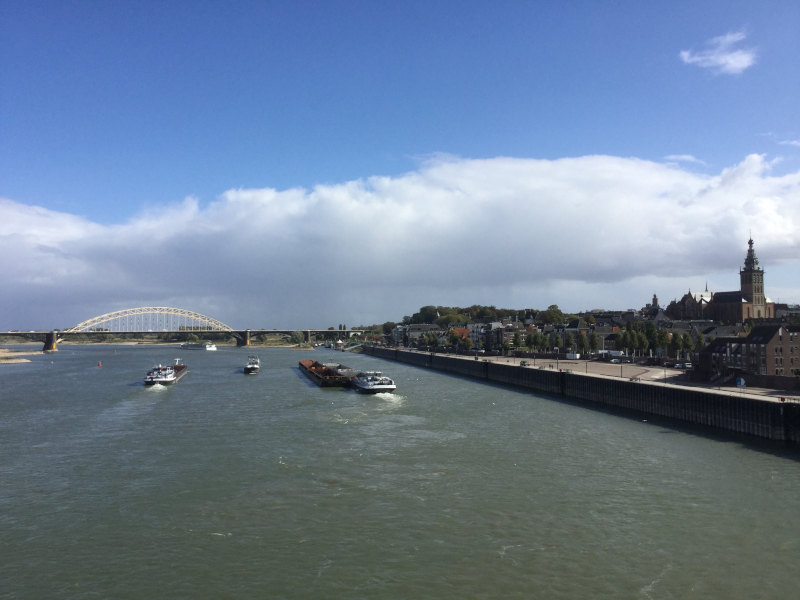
0,348,42,364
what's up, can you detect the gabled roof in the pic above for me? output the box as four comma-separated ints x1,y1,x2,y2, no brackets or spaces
746,325,781,344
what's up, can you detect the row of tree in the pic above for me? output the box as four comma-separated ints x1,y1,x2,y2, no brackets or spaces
400,304,578,328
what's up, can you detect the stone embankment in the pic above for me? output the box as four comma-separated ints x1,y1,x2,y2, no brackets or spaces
364,346,800,445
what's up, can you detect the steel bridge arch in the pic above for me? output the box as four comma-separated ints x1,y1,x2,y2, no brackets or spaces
63,307,234,333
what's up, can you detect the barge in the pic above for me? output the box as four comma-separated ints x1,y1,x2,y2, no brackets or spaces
144,358,188,386
299,360,354,387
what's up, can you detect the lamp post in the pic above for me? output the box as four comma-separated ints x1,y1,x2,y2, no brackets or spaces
555,347,559,371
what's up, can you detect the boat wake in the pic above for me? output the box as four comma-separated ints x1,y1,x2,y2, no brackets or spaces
375,392,405,408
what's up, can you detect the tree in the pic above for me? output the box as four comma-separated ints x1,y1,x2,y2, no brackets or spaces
448,330,461,346
564,332,575,351
437,313,469,328
669,333,683,358
681,332,694,359
539,304,565,325
551,333,563,351
412,306,439,324
656,329,670,356
513,332,522,348
696,333,706,350
536,332,548,352
637,331,649,357
525,333,536,351
616,331,629,352
577,332,589,355
644,321,657,349
424,331,439,348
589,332,599,354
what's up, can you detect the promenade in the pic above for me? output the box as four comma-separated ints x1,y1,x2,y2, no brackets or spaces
409,350,800,404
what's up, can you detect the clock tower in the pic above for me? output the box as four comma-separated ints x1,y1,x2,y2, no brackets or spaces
740,238,767,317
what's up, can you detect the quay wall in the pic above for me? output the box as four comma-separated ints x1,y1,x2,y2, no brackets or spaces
364,347,800,444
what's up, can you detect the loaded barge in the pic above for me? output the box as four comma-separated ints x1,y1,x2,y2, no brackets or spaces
299,360,354,387
144,358,188,386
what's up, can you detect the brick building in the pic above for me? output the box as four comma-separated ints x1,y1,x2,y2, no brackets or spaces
696,324,800,389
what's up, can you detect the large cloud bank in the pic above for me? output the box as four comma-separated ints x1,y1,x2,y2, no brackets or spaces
2,154,798,329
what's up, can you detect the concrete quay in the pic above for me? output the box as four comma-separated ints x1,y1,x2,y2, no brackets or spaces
364,346,800,445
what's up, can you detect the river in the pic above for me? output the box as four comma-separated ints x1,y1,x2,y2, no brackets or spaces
2,344,799,598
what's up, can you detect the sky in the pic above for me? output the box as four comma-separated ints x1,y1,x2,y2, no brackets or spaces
1,0,799,330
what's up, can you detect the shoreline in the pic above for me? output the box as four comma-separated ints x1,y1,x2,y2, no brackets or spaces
0,348,41,364
365,346,800,445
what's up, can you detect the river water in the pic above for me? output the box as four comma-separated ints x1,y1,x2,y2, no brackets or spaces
2,344,799,599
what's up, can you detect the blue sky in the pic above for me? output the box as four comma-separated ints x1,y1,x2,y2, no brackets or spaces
2,1,799,329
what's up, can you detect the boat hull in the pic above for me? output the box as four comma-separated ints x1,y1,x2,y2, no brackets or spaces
352,383,396,394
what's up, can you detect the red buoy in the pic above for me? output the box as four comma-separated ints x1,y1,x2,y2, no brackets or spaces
98,361,102,367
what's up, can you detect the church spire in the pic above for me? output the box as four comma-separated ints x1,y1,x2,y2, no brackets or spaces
743,237,759,271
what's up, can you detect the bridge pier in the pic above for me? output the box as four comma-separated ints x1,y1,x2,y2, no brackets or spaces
236,330,251,347
43,330,58,352
304,330,311,343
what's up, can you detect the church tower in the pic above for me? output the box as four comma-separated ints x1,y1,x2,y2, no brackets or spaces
740,237,766,316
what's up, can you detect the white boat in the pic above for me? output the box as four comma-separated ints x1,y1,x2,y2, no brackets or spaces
351,371,396,394
244,355,260,375
179,342,217,351
144,358,188,386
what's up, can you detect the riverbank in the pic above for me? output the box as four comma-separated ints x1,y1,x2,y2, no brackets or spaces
0,348,41,364
364,346,800,445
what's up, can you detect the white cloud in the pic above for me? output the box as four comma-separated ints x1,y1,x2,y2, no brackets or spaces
680,31,756,75
1,154,799,329
779,139,800,148
664,154,707,166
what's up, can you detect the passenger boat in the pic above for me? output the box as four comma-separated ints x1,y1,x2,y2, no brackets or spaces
244,355,261,375
298,360,354,387
144,358,188,386
179,342,217,351
351,371,397,394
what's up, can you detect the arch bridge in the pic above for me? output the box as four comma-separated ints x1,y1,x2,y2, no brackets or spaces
63,306,234,333
42,307,237,351
7,307,364,351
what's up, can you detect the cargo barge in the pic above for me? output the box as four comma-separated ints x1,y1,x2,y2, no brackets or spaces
144,358,188,386
299,359,354,387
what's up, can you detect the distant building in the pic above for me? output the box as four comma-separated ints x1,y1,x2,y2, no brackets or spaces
667,238,775,324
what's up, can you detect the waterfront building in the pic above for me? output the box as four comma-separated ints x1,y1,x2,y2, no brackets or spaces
696,324,800,389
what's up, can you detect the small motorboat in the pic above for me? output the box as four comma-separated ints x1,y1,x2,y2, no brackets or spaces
244,355,261,375
144,358,188,386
